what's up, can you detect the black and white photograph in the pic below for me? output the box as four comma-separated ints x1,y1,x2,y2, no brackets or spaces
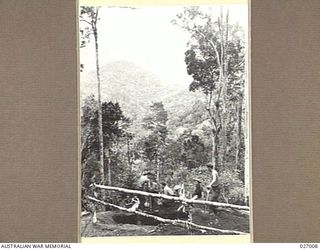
80,4,250,238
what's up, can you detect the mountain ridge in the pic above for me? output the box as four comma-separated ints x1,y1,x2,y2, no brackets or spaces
80,60,208,136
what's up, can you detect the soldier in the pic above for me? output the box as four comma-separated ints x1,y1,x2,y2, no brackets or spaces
136,171,151,191
192,179,203,200
161,182,174,196
206,163,220,202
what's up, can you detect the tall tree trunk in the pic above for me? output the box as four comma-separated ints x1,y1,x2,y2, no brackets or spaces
212,131,219,171
106,150,111,186
218,8,229,171
157,163,160,185
211,132,215,167
155,154,160,185
243,92,249,205
237,97,243,171
93,21,104,185
220,81,227,171
234,104,239,170
127,139,131,167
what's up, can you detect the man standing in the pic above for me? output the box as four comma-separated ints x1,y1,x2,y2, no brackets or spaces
136,171,149,190
206,163,220,202
136,171,151,210
192,179,203,200
161,182,174,196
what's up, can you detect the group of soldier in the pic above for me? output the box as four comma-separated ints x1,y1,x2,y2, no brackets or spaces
135,163,220,210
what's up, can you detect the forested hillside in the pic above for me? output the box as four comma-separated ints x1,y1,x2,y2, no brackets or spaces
81,59,247,206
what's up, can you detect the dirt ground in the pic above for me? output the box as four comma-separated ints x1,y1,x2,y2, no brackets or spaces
81,207,250,237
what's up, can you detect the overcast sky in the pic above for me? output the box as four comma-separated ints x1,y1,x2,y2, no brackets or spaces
80,5,248,88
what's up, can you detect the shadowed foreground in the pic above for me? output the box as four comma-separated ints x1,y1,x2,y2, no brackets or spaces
81,208,249,237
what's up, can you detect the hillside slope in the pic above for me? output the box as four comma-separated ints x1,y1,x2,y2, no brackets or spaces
80,60,209,137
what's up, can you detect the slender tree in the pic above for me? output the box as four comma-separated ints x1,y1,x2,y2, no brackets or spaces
142,102,168,184
173,7,245,172
81,96,130,188
80,7,105,185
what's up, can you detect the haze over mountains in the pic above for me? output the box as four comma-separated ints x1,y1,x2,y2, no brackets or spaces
80,60,208,136
81,61,170,118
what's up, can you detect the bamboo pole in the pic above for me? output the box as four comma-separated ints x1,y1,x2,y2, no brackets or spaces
87,196,247,235
93,184,250,211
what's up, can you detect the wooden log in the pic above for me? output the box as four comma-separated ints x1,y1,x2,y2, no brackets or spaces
93,184,250,211
87,196,247,235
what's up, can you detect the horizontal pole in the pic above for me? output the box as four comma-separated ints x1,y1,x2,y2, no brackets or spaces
87,196,247,235
93,184,250,211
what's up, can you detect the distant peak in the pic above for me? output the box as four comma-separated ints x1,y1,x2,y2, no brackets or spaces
100,60,147,72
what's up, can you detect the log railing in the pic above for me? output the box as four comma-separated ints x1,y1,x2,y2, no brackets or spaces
93,183,250,211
